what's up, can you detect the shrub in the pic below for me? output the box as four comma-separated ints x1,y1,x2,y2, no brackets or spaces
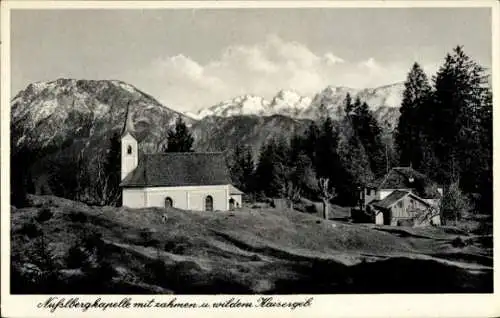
86,260,116,281
451,237,466,248
36,206,54,223
397,219,414,227
164,241,189,254
68,210,88,223
440,182,471,224
144,259,168,284
19,221,42,238
140,228,153,241
29,233,59,273
66,245,91,269
306,204,317,213
82,231,104,251
139,228,158,247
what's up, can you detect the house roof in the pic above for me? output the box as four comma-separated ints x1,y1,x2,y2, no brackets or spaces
371,167,441,199
372,190,431,210
120,152,233,188
372,190,410,209
229,185,244,195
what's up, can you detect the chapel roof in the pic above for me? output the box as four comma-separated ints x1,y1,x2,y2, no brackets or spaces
120,152,233,188
229,185,244,195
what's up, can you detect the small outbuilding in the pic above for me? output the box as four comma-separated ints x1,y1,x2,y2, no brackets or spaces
371,190,440,226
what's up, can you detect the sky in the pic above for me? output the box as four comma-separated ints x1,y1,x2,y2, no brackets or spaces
10,8,492,113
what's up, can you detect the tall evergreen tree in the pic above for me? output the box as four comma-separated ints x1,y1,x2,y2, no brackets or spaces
103,132,122,206
164,116,194,152
344,93,354,115
289,151,318,200
351,101,386,177
395,62,432,169
431,46,491,188
303,122,320,163
229,144,254,193
336,118,373,205
254,137,290,197
315,116,340,181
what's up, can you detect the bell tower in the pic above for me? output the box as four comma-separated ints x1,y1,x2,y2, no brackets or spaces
121,102,138,180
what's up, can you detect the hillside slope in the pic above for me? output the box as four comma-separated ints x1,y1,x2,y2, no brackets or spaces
11,195,493,294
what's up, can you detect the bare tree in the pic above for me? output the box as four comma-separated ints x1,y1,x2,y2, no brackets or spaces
91,153,121,206
318,177,336,219
285,180,302,210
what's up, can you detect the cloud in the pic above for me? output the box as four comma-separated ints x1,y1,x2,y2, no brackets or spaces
121,35,429,112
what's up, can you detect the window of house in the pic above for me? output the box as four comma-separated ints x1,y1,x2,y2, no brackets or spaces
398,201,403,208
205,195,214,212
165,197,173,208
127,145,132,155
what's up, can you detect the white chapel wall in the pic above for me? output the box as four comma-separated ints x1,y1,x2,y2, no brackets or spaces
144,185,230,211
122,188,146,208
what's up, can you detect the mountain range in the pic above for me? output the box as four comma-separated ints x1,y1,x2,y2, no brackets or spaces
189,83,404,131
11,78,404,198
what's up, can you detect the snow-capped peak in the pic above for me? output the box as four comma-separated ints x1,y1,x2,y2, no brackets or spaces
191,82,405,122
196,94,270,118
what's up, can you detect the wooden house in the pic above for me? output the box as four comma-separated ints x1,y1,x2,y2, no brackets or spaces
370,190,441,226
359,167,442,226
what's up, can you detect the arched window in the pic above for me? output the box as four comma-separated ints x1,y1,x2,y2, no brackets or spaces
229,198,235,210
127,145,132,155
205,195,213,212
165,197,173,208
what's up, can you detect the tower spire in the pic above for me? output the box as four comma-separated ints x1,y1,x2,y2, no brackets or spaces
121,101,135,137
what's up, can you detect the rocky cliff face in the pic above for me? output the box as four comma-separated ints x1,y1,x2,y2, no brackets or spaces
11,78,193,153
11,79,195,200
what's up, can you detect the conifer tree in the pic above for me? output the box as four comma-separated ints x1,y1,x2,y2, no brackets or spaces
103,131,122,205
431,46,491,188
351,101,386,177
395,62,432,169
165,116,194,152
303,122,320,164
344,93,354,115
254,137,290,197
336,117,374,205
229,144,254,193
289,151,318,200
315,116,339,181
